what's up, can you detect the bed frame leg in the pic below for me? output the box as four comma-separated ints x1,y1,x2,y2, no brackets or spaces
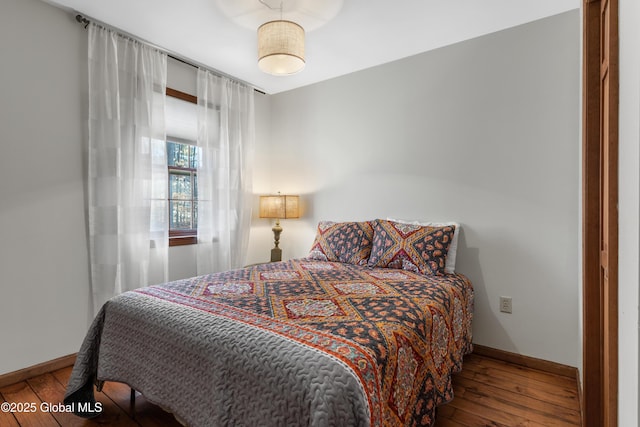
130,388,136,416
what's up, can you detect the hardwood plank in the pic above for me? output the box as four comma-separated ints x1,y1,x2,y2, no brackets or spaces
473,345,577,378
26,373,93,427
51,367,142,427
439,354,581,427
100,381,182,427
463,354,579,396
433,415,467,427
446,392,547,427
0,382,60,427
52,367,179,427
0,354,76,389
465,353,577,388
0,394,20,427
437,403,512,427
453,384,577,427
453,375,581,425
50,366,74,389
459,359,579,404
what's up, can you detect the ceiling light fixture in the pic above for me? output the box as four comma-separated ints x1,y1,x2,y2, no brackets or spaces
257,0,305,76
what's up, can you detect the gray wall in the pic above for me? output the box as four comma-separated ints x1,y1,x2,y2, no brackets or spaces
0,0,91,374
263,10,581,366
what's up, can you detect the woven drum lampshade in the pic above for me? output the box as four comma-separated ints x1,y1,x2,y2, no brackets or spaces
259,195,299,219
258,20,305,75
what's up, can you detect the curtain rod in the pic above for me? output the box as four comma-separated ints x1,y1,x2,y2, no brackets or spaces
74,13,266,95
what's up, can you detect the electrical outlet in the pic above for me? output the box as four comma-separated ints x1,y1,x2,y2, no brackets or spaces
500,296,512,314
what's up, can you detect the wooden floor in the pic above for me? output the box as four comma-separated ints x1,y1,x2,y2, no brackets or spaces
0,353,581,426
435,354,581,427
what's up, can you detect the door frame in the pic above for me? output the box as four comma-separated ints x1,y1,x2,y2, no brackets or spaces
582,0,619,426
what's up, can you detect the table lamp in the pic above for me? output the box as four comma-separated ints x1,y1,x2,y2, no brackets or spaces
259,194,299,262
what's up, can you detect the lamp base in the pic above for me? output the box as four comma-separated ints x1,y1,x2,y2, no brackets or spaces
270,219,283,262
270,247,282,262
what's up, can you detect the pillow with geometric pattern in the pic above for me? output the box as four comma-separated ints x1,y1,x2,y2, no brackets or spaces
308,220,374,266
367,219,456,275
387,217,461,274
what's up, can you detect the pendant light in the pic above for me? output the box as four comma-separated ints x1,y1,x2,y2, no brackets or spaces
257,1,305,75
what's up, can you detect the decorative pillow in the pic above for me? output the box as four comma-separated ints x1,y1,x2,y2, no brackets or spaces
368,219,456,275
388,217,460,274
308,221,374,265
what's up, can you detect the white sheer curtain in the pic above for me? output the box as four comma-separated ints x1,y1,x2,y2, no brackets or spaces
196,69,255,274
88,24,169,314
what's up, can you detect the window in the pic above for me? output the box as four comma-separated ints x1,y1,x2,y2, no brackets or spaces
166,88,198,246
168,141,199,245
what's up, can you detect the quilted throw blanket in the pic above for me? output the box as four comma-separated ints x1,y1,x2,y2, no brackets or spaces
65,259,473,426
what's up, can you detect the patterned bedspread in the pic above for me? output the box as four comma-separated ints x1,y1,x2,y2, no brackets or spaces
65,259,473,426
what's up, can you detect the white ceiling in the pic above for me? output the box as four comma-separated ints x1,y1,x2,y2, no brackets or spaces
44,0,579,94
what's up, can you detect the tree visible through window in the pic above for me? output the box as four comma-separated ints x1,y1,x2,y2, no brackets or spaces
168,141,198,243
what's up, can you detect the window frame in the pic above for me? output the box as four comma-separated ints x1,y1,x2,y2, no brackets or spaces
166,88,199,247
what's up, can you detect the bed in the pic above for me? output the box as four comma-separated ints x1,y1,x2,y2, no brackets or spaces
65,219,473,426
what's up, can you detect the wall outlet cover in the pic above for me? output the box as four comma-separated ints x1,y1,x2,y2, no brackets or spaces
500,296,512,314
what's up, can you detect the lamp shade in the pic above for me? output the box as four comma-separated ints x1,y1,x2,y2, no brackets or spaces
259,195,299,219
258,20,305,75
